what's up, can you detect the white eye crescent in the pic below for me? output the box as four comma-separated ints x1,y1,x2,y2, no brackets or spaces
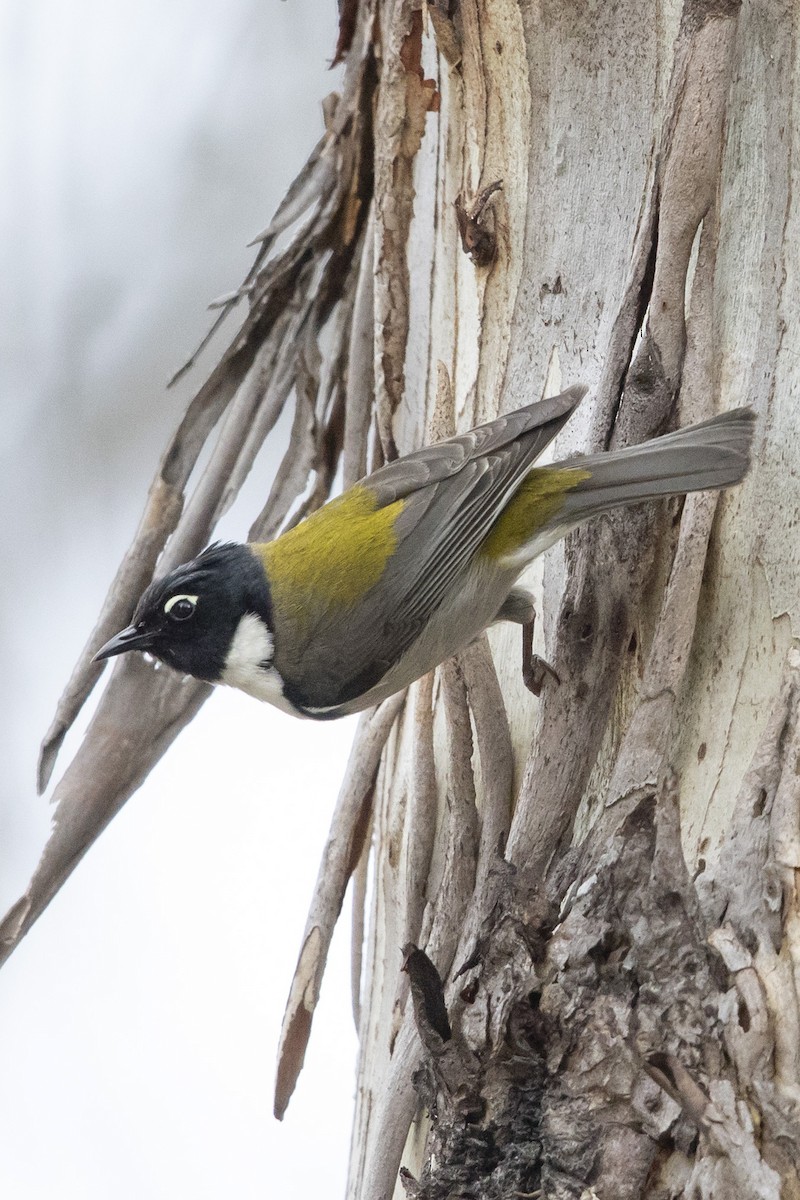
164,594,198,621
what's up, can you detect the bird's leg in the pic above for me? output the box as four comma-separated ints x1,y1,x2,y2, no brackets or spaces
495,588,560,697
521,613,560,697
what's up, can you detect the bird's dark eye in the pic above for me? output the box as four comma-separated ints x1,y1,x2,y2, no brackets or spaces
164,594,197,621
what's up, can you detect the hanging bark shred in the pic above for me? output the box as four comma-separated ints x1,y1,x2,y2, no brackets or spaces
274,691,405,1120
0,0,381,968
373,1,439,460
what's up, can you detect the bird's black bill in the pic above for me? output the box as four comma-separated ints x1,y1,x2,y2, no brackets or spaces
94,626,154,662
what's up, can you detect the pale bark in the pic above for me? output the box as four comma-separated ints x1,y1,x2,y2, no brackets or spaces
335,2,800,1198
4,1,800,1198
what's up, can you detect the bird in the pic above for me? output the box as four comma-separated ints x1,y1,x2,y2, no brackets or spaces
94,387,754,718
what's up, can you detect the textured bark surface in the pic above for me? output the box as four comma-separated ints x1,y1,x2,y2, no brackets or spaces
338,2,800,1199
4,1,800,1198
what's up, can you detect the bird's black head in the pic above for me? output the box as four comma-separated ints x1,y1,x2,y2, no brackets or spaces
94,542,272,683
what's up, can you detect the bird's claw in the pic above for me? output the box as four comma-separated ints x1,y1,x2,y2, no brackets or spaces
521,618,560,697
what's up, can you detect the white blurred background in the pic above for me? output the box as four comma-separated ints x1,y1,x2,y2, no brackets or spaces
0,2,361,1195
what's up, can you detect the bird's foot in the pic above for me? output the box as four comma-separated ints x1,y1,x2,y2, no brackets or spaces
522,618,560,697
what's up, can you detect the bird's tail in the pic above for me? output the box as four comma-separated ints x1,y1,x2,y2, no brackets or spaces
557,406,755,525
485,407,755,568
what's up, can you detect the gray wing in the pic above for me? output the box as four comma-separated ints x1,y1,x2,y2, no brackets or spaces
282,386,586,711
363,385,586,506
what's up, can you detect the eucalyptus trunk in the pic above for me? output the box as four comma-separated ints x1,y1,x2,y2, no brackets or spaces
334,2,800,1197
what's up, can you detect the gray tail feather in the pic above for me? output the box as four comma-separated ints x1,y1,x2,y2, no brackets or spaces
558,407,755,522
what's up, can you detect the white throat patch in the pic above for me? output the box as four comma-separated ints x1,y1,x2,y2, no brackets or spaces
219,613,298,716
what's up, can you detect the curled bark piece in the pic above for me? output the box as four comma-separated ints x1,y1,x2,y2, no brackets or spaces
424,659,478,971
402,675,438,950
454,181,503,268
346,1012,421,1200
648,7,740,389
604,489,719,808
390,674,439,1027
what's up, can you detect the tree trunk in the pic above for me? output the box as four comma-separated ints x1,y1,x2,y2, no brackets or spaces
333,2,800,1198
5,1,799,1197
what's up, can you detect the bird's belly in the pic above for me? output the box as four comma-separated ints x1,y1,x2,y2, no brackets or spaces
314,560,515,717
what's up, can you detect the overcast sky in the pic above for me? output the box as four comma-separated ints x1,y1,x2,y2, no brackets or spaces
0,3,362,1195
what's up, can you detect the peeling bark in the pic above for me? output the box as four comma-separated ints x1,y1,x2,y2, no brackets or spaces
342,2,800,1198
0,0,381,965
275,693,405,1120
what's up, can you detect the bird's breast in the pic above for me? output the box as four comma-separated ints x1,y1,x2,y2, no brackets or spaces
252,484,405,635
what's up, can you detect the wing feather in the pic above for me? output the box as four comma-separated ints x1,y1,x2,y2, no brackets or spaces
363,386,586,504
